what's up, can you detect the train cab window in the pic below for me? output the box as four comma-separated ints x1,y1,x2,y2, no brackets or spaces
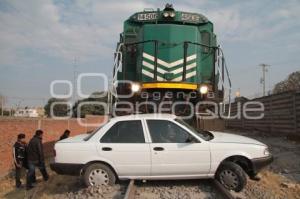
201,31,210,53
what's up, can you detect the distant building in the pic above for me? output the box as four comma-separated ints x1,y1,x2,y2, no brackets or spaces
36,107,45,117
14,107,45,118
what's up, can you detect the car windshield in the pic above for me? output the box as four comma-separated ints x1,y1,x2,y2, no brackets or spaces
175,118,214,141
83,123,105,141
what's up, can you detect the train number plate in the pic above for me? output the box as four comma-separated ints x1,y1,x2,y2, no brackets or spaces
181,13,200,22
137,13,158,21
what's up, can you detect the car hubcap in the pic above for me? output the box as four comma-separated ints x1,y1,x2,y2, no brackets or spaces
219,170,239,190
89,169,109,186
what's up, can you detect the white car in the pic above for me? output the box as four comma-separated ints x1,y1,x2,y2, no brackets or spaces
50,114,272,192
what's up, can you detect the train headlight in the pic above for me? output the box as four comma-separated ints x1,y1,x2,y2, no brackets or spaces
131,83,141,93
163,12,169,17
169,12,176,18
199,85,208,94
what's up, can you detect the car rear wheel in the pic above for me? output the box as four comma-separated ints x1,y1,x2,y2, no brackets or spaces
83,163,116,187
216,161,247,192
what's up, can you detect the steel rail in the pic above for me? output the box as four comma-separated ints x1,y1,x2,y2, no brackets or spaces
124,180,136,199
212,179,236,199
123,179,236,199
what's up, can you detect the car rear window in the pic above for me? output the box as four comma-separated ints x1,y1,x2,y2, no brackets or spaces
100,120,145,143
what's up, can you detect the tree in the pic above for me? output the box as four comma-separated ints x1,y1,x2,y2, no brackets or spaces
72,91,107,118
273,71,300,94
44,98,69,117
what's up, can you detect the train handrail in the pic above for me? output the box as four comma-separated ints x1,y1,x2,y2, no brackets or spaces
183,41,232,118
110,41,232,118
217,47,232,118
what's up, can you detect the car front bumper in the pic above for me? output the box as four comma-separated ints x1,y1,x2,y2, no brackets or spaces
50,163,84,176
251,155,273,175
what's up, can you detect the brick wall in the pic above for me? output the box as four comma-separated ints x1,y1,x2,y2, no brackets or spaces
0,115,107,178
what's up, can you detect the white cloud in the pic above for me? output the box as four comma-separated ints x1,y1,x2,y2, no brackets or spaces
176,1,300,42
0,0,156,67
275,0,300,19
0,0,299,67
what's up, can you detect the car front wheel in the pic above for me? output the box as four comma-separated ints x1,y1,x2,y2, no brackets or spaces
83,163,116,187
216,161,247,192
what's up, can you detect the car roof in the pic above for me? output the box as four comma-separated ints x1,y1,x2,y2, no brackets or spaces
110,113,177,122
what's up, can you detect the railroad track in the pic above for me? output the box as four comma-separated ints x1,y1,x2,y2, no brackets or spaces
124,179,235,199
124,179,136,199
213,179,235,199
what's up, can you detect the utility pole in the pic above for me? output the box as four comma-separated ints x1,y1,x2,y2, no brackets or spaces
73,57,78,104
1,97,3,116
260,64,270,96
0,95,5,116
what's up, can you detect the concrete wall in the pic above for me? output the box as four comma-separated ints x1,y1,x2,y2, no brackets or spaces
0,115,106,177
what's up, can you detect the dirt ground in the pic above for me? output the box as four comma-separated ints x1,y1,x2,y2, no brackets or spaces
0,168,128,199
229,130,300,199
0,130,299,199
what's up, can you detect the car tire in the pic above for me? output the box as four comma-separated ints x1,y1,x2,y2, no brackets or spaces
216,161,247,192
83,163,116,187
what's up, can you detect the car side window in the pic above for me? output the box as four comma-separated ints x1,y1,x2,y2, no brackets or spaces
147,120,198,143
100,120,145,143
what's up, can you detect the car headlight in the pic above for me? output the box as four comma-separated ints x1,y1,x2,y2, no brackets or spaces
169,12,176,18
264,147,270,156
131,83,141,92
163,12,169,17
199,85,208,94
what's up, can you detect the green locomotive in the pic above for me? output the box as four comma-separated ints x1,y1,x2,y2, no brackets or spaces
111,4,231,114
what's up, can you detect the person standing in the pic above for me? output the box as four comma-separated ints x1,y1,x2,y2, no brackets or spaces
26,130,49,190
59,129,70,141
13,133,27,188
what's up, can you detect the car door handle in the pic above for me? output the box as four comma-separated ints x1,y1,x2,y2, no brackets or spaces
102,147,112,151
153,147,164,151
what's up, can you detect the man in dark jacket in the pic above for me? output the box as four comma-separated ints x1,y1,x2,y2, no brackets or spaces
26,130,49,190
13,133,27,188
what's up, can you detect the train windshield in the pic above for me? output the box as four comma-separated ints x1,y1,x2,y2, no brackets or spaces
175,118,214,141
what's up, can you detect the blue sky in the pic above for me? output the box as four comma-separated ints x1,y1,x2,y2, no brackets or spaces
0,0,299,107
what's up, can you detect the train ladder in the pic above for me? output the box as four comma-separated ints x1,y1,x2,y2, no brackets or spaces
108,43,124,115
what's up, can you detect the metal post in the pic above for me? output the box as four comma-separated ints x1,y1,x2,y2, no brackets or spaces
217,48,224,94
73,57,78,104
263,65,265,96
270,94,273,133
1,98,3,116
154,40,158,81
183,42,188,81
260,64,270,96
222,56,225,93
